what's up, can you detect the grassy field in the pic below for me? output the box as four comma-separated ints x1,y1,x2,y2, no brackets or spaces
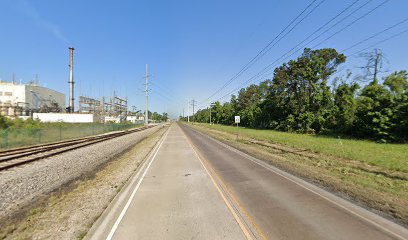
194,123,408,172
0,123,142,150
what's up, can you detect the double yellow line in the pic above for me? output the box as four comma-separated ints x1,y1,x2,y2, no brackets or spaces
180,125,267,240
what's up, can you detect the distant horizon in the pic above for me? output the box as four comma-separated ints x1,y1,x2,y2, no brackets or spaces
1,0,407,118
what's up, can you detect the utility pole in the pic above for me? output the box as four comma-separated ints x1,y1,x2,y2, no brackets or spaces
187,99,190,122
191,99,196,122
209,105,211,125
145,64,149,126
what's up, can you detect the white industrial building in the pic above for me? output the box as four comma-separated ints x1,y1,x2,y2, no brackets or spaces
0,82,65,117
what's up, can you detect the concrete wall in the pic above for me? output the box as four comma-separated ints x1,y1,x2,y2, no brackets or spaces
33,113,94,123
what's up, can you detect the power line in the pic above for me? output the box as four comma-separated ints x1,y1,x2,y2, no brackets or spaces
349,28,408,56
199,0,324,105
232,0,327,81
264,0,398,78
257,0,378,79
208,0,391,105
341,17,408,52
270,0,364,65
197,0,366,107
150,83,186,107
150,82,175,100
300,0,375,49
312,0,390,48
150,80,177,98
248,0,327,62
151,89,172,102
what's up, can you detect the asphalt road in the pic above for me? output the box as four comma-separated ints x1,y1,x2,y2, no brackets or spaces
179,123,408,240
87,124,247,240
88,123,408,240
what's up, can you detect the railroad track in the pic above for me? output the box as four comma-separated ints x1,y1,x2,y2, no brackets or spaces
0,125,154,171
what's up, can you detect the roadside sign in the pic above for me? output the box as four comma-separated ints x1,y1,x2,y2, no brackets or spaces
235,116,240,124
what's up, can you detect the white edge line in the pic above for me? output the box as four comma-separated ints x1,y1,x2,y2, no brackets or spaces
86,126,165,239
236,148,408,240
188,126,408,240
105,129,169,240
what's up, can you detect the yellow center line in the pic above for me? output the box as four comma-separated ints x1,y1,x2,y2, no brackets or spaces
180,125,267,240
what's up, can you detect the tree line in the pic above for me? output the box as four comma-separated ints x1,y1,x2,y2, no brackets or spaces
183,48,408,143
149,111,169,122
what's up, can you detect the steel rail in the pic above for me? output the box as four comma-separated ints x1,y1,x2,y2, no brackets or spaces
0,125,154,171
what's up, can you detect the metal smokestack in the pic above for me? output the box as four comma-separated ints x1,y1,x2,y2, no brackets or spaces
68,47,75,113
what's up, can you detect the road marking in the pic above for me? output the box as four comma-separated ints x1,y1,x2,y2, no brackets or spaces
105,128,170,240
181,126,267,240
190,126,408,240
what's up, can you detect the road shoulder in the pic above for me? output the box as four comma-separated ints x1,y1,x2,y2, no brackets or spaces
0,127,167,240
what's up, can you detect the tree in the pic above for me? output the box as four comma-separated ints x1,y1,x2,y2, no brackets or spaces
189,47,407,143
333,82,360,134
221,102,234,124
265,48,346,133
384,71,408,141
384,70,408,96
236,84,263,127
355,81,394,141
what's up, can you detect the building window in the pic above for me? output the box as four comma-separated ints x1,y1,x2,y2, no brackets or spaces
4,92,12,96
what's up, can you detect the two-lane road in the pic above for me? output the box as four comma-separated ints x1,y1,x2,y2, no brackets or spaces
88,123,408,240
180,123,408,240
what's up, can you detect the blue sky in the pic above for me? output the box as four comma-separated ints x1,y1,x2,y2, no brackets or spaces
0,0,407,118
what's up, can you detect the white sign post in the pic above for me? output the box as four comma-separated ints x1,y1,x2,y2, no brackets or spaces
235,116,240,140
235,116,240,124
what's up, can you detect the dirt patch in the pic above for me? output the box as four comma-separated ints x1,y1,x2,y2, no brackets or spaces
0,127,167,240
187,123,408,227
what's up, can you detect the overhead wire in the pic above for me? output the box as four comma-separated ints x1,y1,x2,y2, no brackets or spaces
149,81,186,106
208,0,393,104
348,28,408,56
199,0,370,107
199,0,324,105
311,0,391,48
342,17,408,52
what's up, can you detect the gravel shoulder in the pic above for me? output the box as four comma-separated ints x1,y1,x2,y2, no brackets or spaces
0,125,167,240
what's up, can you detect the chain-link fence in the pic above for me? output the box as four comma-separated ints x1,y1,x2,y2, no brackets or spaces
0,123,141,149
